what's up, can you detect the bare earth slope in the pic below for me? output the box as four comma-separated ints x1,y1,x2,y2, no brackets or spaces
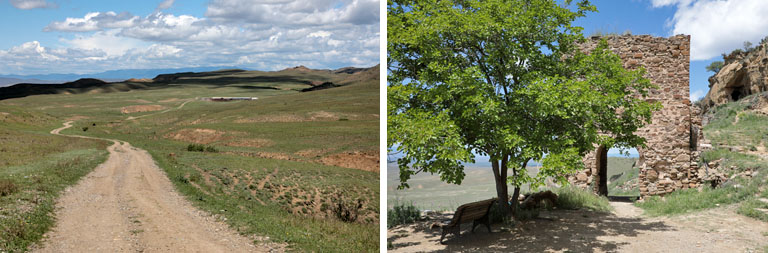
34,121,281,252
388,202,768,252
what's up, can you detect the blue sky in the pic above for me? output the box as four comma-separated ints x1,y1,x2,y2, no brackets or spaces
575,0,768,102
0,0,379,75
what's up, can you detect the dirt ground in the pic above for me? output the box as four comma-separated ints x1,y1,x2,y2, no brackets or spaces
320,151,380,173
120,105,166,114
33,122,284,252
388,202,768,252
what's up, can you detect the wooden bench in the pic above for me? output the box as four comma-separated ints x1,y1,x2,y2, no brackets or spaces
440,198,497,244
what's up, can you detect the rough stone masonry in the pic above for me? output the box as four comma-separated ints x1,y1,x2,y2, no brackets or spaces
568,34,703,198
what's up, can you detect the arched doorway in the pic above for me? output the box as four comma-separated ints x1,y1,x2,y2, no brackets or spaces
596,146,608,196
595,146,641,197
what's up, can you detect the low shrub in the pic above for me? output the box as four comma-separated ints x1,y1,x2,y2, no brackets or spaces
186,144,218,153
187,144,204,152
387,201,420,228
0,179,18,197
333,197,363,223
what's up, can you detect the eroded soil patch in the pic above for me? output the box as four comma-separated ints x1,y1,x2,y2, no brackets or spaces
120,105,166,114
163,128,227,144
320,151,379,173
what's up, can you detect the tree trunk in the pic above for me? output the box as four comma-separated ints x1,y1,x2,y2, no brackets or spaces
491,159,511,216
509,159,529,215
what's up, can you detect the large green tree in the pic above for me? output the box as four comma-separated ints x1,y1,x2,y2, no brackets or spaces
387,0,660,216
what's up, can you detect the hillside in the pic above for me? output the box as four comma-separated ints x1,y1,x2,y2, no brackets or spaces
0,65,379,100
0,65,379,252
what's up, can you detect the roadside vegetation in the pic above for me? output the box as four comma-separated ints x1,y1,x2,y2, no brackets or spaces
0,110,108,251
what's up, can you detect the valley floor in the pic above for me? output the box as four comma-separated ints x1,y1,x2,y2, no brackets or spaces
388,202,768,252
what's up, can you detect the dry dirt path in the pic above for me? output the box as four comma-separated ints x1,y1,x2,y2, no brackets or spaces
126,99,194,121
388,201,768,252
33,121,281,252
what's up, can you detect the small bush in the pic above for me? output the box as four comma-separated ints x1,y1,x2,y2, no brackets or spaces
187,144,218,153
0,179,18,197
333,197,363,223
176,175,189,184
81,127,88,132
187,144,205,152
554,186,612,212
387,201,420,228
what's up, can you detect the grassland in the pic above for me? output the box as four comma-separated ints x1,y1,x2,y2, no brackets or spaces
0,107,109,251
606,157,639,197
0,66,379,252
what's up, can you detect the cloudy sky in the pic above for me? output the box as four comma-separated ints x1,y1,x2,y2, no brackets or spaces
0,0,379,75
576,0,768,102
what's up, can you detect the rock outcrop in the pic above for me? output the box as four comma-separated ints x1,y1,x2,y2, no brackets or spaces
702,42,768,109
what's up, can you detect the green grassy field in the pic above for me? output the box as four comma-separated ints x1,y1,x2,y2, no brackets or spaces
0,108,109,251
0,66,379,252
607,157,639,197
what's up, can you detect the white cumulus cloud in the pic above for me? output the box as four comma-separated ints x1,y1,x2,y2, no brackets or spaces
2,0,379,75
651,0,768,60
690,89,705,101
9,0,56,9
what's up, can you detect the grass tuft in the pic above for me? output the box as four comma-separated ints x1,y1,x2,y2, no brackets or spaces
554,186,612,212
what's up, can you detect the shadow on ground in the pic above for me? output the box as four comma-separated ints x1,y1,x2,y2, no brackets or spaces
388,209,674,252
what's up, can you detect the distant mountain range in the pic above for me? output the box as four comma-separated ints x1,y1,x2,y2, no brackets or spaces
0,66,245,87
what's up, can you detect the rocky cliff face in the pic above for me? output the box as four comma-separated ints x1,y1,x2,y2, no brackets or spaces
703,42,768,109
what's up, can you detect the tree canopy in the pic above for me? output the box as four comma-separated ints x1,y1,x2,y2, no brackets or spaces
705,61,723,73
387,0,660,215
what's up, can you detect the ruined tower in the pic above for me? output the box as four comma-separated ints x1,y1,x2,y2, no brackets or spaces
568,34,703,198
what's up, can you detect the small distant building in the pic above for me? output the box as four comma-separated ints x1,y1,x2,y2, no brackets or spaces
202,97,258,101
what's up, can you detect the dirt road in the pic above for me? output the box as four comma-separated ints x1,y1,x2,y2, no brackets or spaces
388,201,768,252
35,121,280,252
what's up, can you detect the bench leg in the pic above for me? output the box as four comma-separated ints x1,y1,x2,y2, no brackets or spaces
454,225,461,243
440,224,461,244
440,228,448,244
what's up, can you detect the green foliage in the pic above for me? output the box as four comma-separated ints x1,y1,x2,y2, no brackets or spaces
554,186,612,212
387,201,421,228
744,41,754,52
387,0,659,214
705,61,724,73
186,144,218,153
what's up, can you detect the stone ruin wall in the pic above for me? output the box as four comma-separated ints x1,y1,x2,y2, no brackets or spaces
568,34,704,198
